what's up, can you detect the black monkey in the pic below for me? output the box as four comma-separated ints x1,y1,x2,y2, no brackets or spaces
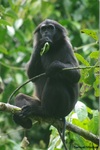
13,19,80,131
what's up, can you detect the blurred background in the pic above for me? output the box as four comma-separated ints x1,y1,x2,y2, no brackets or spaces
0,0,99,150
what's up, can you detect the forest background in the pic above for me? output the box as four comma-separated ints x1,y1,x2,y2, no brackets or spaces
0,0,99,150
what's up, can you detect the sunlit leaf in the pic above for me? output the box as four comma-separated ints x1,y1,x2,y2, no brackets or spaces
90,51,99,59
88,110,99,134
14,19,23,30
75,53,90,66
75,101,88,121
81,29,98,41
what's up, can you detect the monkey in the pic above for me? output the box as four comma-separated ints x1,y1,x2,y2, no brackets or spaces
13,19,80,149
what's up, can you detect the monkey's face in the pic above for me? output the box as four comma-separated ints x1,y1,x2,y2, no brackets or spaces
34,19,66,47
39,23,56,44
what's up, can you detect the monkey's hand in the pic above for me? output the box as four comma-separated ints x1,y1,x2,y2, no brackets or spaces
40,37,52,47
20,105,33,118
46,61,63,78
19,100,41,119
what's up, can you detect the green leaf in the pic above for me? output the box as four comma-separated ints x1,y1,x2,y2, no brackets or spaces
0,5,5,13
93,77,99,97
90,51,99,59
88,110,99,134
40,42,50,56
75,53,90,66
5,10,18,20
81,29,98,41
0,26,7,44
87,107,93,114
75,101,88,121
84,68,96,85
0,19,11,26
0,45,8,54
15,30,26,44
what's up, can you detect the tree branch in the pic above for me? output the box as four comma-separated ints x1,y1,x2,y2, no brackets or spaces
74,42,98,51
0,102,99,145
0,102,21,113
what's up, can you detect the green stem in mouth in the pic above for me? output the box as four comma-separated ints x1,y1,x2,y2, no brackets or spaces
40,42,50,56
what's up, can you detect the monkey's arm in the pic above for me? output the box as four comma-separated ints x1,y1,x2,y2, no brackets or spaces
46,60,80,83
27,48,43,79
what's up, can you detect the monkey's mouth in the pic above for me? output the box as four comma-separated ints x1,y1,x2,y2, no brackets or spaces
45,37,52,44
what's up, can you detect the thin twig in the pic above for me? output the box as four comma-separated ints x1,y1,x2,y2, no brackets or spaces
7,72,46,103
74,42,98,51
62,65,99,71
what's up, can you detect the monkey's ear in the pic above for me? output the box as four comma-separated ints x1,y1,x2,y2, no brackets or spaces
34,22,42,34
33,32,40,47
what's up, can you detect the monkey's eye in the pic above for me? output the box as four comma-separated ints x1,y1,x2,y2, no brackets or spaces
40,25,46,32
40,24,55,33
47,24,55,31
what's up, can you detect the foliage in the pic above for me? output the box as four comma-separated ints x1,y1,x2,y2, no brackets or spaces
0,0,99,149
49,102,99,150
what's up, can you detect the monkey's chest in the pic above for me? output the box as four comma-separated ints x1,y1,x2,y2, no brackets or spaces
41,52,65,70
41,56,53,69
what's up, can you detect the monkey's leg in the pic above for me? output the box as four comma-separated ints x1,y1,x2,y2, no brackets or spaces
13,93,40,129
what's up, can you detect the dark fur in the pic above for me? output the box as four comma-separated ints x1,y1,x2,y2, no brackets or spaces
13,19,80,129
